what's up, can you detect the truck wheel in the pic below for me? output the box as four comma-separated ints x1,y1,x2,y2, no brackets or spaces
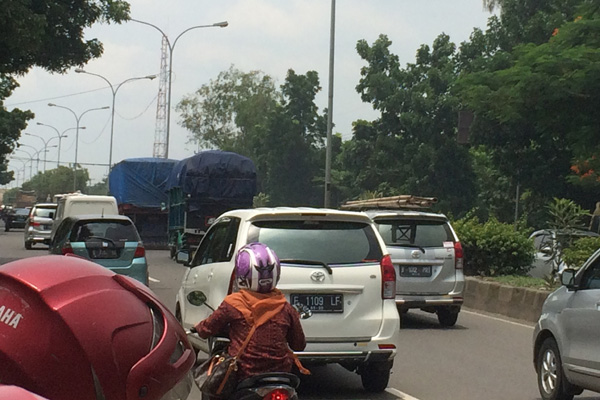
360,361,392,392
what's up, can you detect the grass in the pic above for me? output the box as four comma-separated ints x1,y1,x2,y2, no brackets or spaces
479,275,559,291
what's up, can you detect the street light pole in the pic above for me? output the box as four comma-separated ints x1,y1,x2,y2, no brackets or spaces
18,143,46,175
74,69,157,172
36,122,81,167
13,148,34,179
48,103,109,191
23,132,56,172
324,0,336,208
130,18,228,158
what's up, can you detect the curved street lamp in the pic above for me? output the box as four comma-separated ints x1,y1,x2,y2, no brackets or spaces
74,69,157,173
23,132,61,172
48,103,109,190
12,149,34,180
130,18,228,158
36,122,83,167
17,143,47,175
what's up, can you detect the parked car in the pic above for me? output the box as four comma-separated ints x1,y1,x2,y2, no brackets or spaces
48,215,148,286
364,209,464,327
176,208,400,392
529,229,600,279
4,207,31,232
24,203,57,249
533,248,600,400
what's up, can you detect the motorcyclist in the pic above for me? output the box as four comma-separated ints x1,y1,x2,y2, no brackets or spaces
193,242,307,383
0,255,196,400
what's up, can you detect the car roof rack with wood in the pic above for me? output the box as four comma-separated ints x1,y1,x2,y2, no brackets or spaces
340,195,438,211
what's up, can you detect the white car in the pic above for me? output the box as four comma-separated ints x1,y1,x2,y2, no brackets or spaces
176,207,401,392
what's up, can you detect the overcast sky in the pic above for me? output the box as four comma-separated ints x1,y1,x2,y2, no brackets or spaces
4,0,493,188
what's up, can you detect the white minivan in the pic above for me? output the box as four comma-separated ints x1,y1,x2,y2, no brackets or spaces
50,194,119,241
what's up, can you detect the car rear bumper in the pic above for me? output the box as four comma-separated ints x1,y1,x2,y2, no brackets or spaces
295,349,395,364
396,295,464,308
25,228,52,243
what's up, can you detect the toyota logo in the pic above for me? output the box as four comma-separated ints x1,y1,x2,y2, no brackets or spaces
411,250,421,259
311,271,326,282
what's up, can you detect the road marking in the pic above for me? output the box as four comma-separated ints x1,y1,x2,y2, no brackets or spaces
463,309,535,329
149,277,160,283
386,387,421,399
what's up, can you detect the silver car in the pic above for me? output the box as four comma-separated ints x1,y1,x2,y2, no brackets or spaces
366,210,465,327
24,203,57,249
533,248,600,400
529,229,600,279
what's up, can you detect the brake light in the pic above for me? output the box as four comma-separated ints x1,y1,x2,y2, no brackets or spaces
31,221,41,227
380,254,396,299
134,244,145,258
454,242,464,270
263,389,290,400
61,243,74,255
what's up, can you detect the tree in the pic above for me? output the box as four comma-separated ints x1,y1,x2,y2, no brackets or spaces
178,66,327,206
177,65,279,156
0,0,130,184
22,166,90,201
261,70,327,206
455,3,600,209
339,34,477,215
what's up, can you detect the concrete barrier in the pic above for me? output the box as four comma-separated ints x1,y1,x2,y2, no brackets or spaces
464,277,551,323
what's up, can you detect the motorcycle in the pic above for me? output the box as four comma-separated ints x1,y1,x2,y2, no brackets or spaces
186,291,311,400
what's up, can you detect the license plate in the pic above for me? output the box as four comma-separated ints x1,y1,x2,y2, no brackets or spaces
400,265,432,277
90,248,118,259
290,294,343,313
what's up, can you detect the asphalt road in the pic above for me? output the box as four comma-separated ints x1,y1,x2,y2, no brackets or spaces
2,225,600,400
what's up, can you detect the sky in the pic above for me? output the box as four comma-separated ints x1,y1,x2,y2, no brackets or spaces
4,0,494,188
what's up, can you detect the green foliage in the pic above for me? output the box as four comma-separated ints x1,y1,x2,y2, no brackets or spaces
178,67,326,207
483,275,553,291
2,187,19,205
453,216,534,276
21,166,89,200
562,236,600,268
546,198,590,230
253,192,270,207
338,34,477,215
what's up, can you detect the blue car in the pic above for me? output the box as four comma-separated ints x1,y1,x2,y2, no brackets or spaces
49,214,149,286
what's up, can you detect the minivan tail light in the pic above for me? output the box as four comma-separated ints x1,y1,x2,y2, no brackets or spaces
61,243,74,255
454,242,464,270
31,221,41,227
134,244,145,258
380,254,396,299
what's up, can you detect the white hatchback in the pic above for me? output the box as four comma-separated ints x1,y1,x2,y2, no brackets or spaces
176,207,400,392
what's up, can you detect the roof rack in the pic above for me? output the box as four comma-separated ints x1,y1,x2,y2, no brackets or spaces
340,195,438,211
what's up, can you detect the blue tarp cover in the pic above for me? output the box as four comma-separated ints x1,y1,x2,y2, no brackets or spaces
109,158,178,208
165,150,257,202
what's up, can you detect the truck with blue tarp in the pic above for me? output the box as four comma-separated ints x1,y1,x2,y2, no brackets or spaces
165,150,257,258
108,157,178,249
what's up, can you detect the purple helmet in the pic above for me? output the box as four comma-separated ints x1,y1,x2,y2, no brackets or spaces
235,243,281,293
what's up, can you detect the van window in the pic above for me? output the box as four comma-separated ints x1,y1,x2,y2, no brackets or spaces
375,219,453,247
248,220,382,265
68,202,115,215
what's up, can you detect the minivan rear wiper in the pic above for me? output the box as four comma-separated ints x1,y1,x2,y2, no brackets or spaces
280,259,333,275
387,243,425,253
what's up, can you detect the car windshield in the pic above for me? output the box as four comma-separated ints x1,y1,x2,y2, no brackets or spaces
70,220,139,242
33,207,56,218
249,220,383,265
375,218,453,247
15,209,30,216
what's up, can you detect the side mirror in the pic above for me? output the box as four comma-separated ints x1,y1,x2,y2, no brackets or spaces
176,250,190,265
561,268,577,289
187,290,208,307
49,212,54,219
540,246,553,256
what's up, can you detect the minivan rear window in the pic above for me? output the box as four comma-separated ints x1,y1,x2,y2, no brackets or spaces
376,219,453,247
70,221,139,242
249,220,383,265
34,207,56,218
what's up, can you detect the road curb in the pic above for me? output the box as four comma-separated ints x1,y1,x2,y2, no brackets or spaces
464,277,551,323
